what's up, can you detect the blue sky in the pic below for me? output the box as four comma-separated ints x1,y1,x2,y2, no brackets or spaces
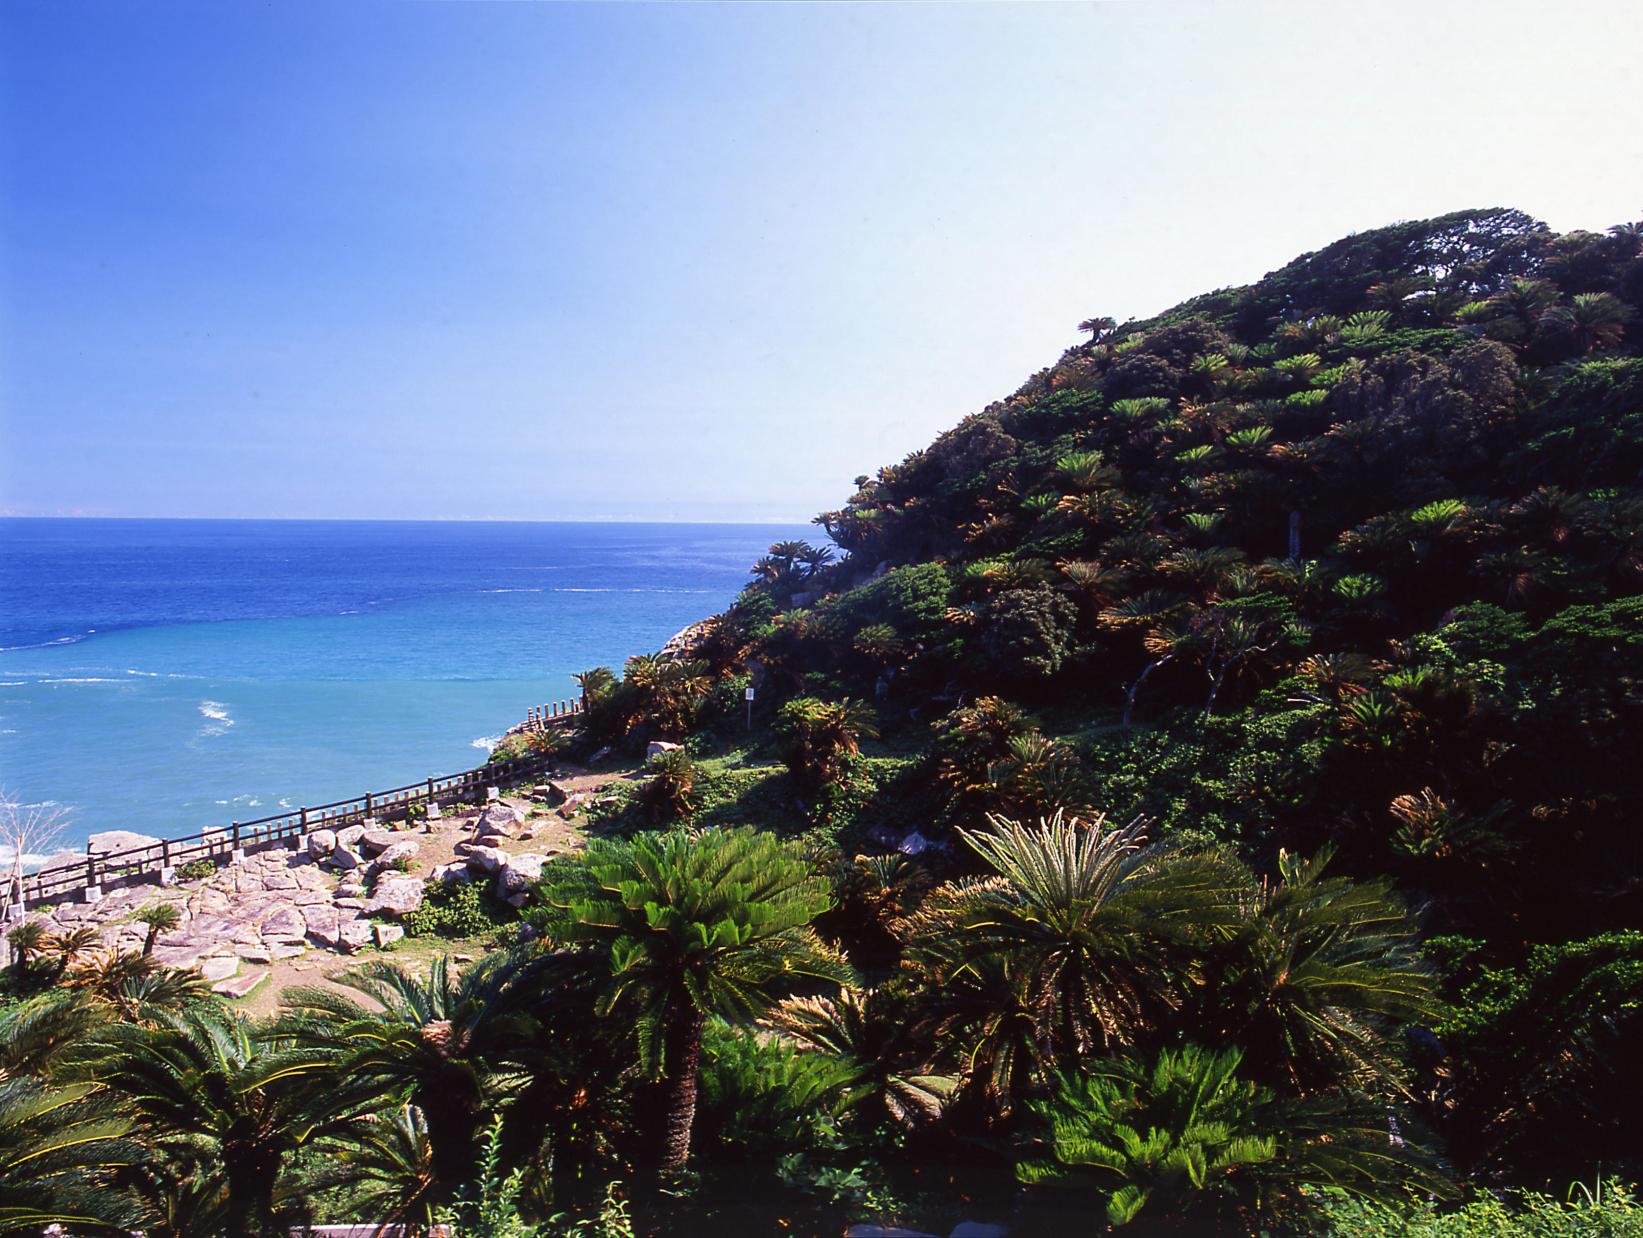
2,0,1640,523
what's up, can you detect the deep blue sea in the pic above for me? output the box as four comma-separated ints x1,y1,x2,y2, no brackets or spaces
0,519,813,853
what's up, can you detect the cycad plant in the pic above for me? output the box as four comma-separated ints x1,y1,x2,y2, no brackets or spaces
281,952,540,1195
902,813,1239,1075
69,1006,382,1236
1019,1044,1275,1227
0,1077,138,1233
530,826,849,1171
1188,846,1437,1096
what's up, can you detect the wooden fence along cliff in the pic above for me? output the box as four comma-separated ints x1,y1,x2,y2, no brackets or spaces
14,699,582,909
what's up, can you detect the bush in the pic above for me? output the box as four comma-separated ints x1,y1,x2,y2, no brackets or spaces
1311,1180,1643,1236
402,879,515,940
176,858,216,882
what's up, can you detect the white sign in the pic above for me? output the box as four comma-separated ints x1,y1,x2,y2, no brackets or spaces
745,687,756,700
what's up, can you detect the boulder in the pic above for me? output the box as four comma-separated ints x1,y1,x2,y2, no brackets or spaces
302,906,348,948
543,780,575,805
372,923,404,947
645,741,683,762
474,803,525,838
365,874,425,918
338,920,374,953
305,829,337,859
372,840,421,871
495,854,549,907
329,843,362,871
87,830,162,857
359,828,397,856
430,862,471,885
335,824,367,848
463,845,511,875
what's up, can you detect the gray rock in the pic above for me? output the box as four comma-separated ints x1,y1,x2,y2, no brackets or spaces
364,874,424,918
430,862,471,885
305,829,337,859
335,824,367,848
464,845,510,875
645,741,683,762
338,920,374,953
258,907,306,941
87,829,163,856
329,843,362,871
495,854,549,906
236,945,273,964
372,923,404,947
373,840,421,870
359,828,397,856
474,803,524,838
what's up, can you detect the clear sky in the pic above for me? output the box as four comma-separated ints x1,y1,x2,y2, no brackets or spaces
2,1,1639,523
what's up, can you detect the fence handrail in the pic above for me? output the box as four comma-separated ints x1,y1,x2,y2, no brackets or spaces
13,706,581,910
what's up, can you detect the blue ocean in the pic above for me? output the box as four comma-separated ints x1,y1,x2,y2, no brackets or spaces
0,519,813,852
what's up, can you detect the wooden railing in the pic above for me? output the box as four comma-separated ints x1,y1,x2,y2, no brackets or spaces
524,698,582,731
15,707,581,909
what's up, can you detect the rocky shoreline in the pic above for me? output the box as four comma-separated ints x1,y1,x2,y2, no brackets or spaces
19,779,606,1002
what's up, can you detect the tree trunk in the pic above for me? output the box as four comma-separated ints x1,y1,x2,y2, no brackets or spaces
657,1008,704,1173
223,1138,282,1237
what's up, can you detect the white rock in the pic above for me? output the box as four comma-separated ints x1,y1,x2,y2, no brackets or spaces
645,741,683,762
200,956,240,982
430,862,471,885
305,829,337,858
335,824,367,848
372,923,404,947
329,843,362,871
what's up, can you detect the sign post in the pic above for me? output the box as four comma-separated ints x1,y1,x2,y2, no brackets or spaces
745,685,755,730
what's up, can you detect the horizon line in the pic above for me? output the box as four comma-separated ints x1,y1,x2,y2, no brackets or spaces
0,513,821,527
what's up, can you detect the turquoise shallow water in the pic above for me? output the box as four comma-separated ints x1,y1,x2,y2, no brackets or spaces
0,519,813,851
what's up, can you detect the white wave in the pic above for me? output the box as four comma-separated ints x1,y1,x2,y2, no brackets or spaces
471,734,502,752
0,676,118,685
0,634,89,653
479,588,544,594
277,798,292,809
198,700,234,734
0,848,59,872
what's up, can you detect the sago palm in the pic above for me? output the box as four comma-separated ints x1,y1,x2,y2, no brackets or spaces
1188,846,1438,1096
901,813,1240,1071
530,826,849,1171
281,952,541,1195
1019,1044,1276,1227
69,1006,382,1236
0,1076,139,1233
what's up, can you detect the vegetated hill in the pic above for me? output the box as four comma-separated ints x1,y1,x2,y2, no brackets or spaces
553,207,1643,1184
